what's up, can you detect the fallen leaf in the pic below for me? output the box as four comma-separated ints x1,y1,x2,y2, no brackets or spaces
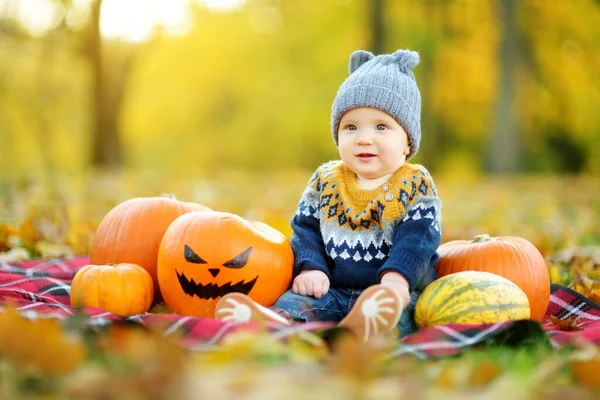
570,343,600,389
329,333,395,382
35,240,73,259
469,360,503,386
0,223,18,252
0,247,31,262
548,315,582,331
0,304,85,374
149,302,172,314
548,263,563,285
551,246,600,267
17,216,42,250
570,270,600,304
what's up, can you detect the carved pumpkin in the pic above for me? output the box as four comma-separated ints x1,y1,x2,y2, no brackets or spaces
157,211,293,317
70,263,154,316
435,234,550,322
90,195,211,300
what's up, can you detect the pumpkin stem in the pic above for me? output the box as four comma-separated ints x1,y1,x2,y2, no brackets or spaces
472,234,492,243
160,193,177,199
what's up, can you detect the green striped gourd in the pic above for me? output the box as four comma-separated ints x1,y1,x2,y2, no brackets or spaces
415,271,530,329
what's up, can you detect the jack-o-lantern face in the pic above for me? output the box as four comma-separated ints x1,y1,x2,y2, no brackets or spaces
176,245,258,299
157,211,294,317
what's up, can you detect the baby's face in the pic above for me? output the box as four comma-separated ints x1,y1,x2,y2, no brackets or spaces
337,107,410,186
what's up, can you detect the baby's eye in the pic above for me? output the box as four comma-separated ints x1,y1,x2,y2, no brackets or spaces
347,124,357,131
376,124,387,131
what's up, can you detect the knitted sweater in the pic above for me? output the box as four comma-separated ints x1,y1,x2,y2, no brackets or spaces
290,160,442,292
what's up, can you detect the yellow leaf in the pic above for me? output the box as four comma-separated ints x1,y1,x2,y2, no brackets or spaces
17,218,42,250
570,270,600,304
571,344,600,389
0,304,85,374
469,360,502,386
548,263,563,284
0,223,18,251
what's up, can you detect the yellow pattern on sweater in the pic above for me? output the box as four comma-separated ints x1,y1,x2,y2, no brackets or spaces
316,160,436,230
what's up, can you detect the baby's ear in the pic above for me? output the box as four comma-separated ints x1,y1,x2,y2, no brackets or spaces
349,50,375,74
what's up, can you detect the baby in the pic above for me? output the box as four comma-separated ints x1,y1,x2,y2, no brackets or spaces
215,49,442,341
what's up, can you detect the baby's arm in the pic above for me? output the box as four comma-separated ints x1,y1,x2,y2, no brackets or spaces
377,169,442,295
290,168,332,297
380,271,410,308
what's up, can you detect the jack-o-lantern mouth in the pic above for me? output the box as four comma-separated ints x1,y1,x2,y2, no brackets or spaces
176,270,258,300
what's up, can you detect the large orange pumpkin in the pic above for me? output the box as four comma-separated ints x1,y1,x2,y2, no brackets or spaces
157,211,293,317
435,234,550,322
70,263,154,316
90,195,211,300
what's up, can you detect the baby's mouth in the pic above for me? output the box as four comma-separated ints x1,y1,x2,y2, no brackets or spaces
357,153,376,160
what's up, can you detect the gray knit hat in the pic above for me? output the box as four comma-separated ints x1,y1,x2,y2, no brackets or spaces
331,49,422,159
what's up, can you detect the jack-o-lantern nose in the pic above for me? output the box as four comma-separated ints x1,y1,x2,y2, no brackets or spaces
208,268,220,278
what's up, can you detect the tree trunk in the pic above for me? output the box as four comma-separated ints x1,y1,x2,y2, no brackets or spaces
416,0,445,170
370,0,384,54
88,0,123,169
488,0,521,173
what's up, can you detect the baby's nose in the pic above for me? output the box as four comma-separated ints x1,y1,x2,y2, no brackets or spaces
357,134,374,145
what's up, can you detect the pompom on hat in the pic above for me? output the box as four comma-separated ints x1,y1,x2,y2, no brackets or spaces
331,49,422,159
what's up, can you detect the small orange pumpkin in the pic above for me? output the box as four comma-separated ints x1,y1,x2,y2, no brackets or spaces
70,263,154,316
90,195,211,300
157,211,293,317
435,234,550,322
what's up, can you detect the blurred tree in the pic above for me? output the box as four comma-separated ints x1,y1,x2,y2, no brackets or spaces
487,0,522,173
33,24,68,188
412,0,447,172
518,0,600,174
0,3,19,176
387,0,499,177
0,0,88,178
370,0,384,54
87,0,125,169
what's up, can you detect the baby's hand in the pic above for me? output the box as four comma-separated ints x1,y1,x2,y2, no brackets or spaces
292,270,330,299
380,271,410,309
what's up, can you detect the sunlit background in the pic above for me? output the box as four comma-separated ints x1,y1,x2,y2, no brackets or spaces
7,0,242,40
0,4,599,396
0,0,599,255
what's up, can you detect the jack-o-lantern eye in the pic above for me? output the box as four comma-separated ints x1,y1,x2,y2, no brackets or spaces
184,245,207,264
222,247,252,269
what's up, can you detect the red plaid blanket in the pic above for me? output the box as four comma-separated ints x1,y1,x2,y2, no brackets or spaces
1,257,598,359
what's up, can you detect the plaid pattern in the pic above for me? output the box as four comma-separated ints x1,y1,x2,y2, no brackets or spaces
542,283,600,347
1,258,598,358
0,257,334,351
